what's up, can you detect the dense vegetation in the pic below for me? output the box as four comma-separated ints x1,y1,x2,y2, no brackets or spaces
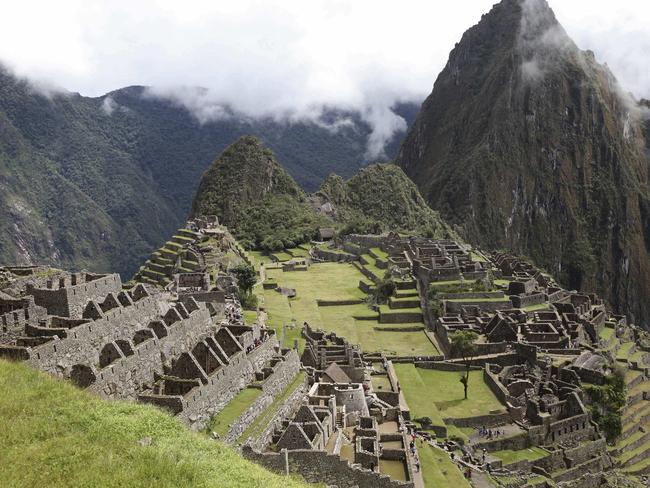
0,66,418,275
0,358,308,488
585,368,626,442
317,164,458,239
192,138,457,252
192,136,328,251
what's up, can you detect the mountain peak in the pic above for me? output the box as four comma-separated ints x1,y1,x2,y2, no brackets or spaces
397,0,650,326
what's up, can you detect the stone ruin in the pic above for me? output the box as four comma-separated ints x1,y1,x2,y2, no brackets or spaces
243,323,417,488
0,219,298,431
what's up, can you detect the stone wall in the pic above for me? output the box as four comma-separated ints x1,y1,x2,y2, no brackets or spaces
444,299,513,314
247,381,309,451
242,447,414,488
224,350,301,442
27,294,167,379
27,273,123,318
176,338,278,430
87,308,214,399
311,247,357,263
511,294,546,308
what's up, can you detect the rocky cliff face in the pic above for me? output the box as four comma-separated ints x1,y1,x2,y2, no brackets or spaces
397,0,650,326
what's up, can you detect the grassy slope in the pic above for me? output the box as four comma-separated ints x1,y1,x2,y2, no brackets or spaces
417,439,470,488
0,359,307,488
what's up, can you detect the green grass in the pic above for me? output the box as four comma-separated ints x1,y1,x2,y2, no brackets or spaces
617,342,635,361
491,447,549,465
287,247,310,258
0,359,308,488
208,387,263,437
241,372,305,442
257,262,436,356
270,252,293,262
599,327,615,341
470,251,487,263
243,310,258,326
370,247,389,260
522,303,551,312
418,439,471,488
394,364,505,421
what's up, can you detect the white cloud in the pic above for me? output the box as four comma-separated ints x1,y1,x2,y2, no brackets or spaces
0,0,649,153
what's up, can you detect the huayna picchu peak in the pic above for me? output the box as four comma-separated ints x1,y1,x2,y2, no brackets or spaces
190,136,456,251
397,0,650,329
3,0,650,487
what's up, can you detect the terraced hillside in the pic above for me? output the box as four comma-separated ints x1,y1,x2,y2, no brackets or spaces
253,245,441,358
604,327,650,475
132,227,205,287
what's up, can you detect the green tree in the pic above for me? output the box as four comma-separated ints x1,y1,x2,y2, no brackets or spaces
231,263,257,295
449,331,479,400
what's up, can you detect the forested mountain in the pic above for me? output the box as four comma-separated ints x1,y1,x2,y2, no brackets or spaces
191,137,455,250
397,0,650,326
0,67,417,275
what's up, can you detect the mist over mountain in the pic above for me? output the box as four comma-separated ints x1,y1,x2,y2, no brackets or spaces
397,0,650,326
0,67,418,276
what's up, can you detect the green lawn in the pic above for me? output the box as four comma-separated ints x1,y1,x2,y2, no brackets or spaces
599,327,615,341
394,364,505,421
208,387,263,436
370,247,389,260
470,251,487,263
243,310,258,326
270,252,293,262
522,303,551,312
617,342,635,361
418,439,470,488
241,372,305,442
491,447,549,465
248,250,269,271
0,359,307,488
257,262,436,357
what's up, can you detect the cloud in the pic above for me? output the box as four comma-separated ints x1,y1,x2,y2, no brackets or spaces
101,96,118,115
0,0,649,154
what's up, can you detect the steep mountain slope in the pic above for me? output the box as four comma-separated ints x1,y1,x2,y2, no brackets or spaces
316,164,457,239
397,0,650,326
0,66,419,275
191,136,328,250
192,137,455,249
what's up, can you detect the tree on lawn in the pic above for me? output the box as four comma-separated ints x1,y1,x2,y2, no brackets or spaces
450,330,478,400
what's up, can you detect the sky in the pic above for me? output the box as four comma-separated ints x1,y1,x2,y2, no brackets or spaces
1,0,649,155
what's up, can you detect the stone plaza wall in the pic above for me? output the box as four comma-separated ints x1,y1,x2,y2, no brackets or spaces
87,308,215,399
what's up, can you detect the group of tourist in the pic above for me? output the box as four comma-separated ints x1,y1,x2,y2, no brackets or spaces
245,334,268,354
477,425,503,439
